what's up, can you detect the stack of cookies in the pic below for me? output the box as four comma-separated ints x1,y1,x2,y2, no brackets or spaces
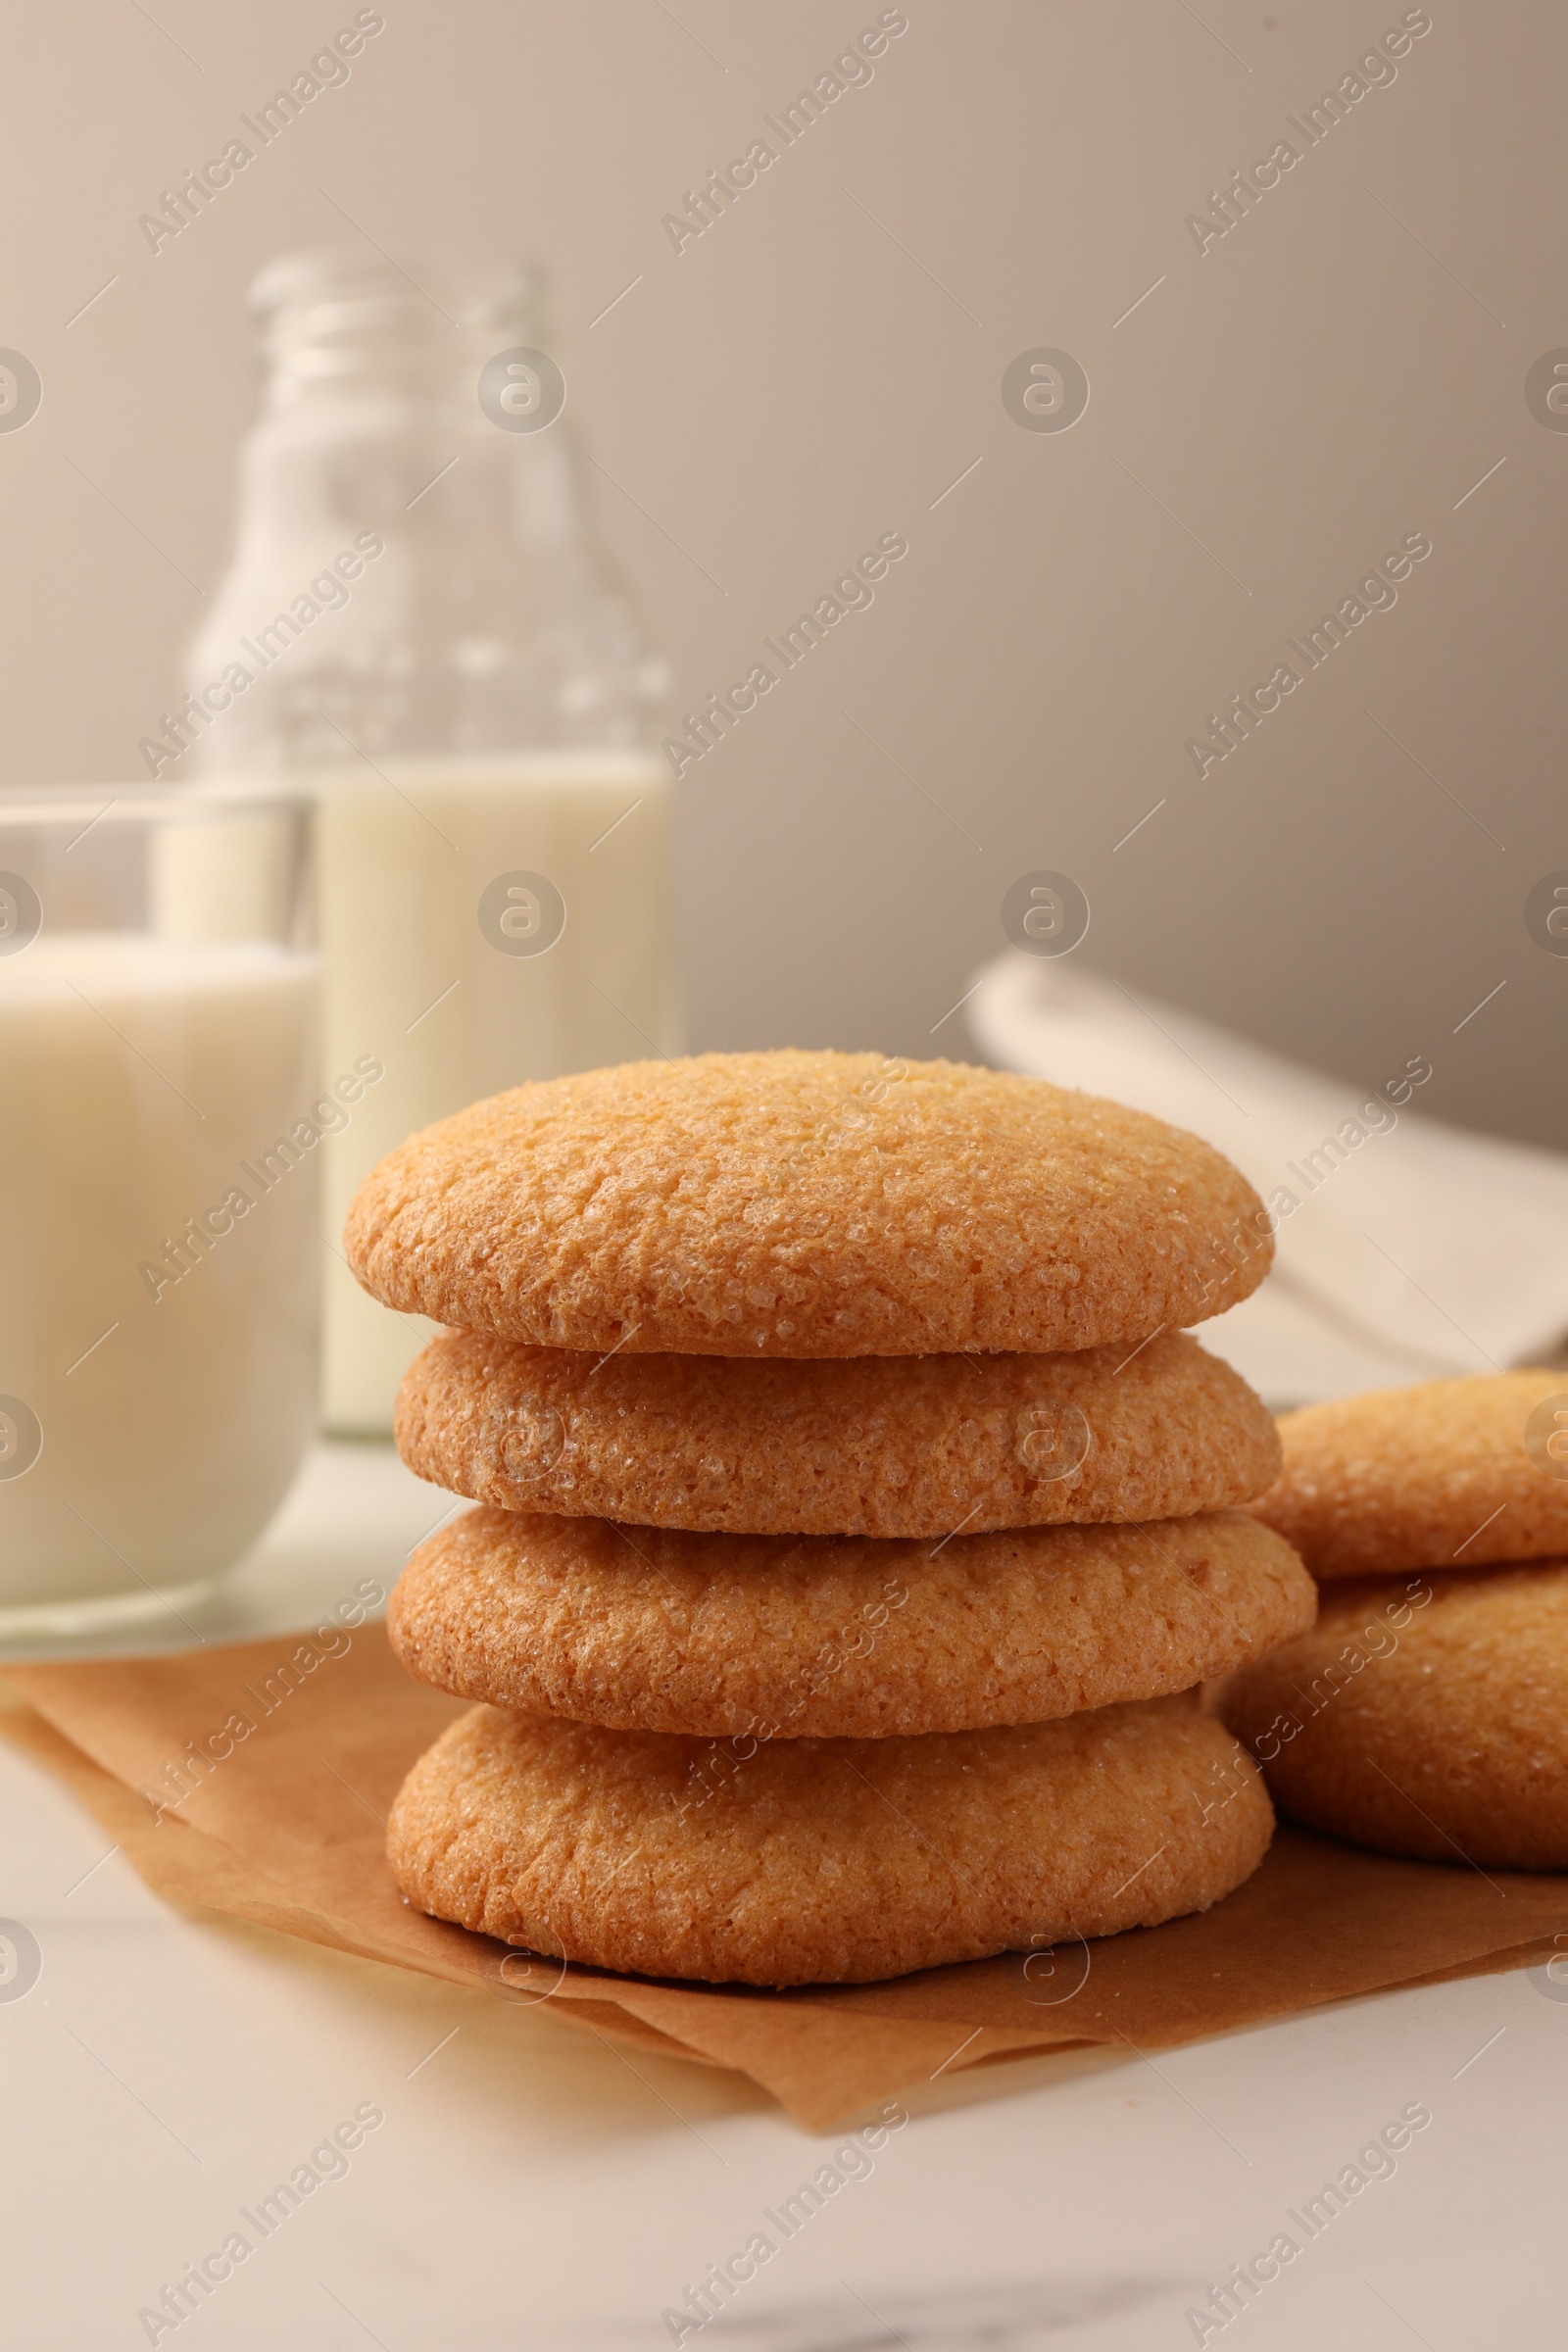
1223,1371,1568,1869
345,1051,1315,1985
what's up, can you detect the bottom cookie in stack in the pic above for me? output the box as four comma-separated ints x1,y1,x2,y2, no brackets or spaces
1226,1371,1568,1870
389,1697,1272,1987
384,1506,1312,1985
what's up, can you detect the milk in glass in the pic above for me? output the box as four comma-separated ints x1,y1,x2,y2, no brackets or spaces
0,934,319,1621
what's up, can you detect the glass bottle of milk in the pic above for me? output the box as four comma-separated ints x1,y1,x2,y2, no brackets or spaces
183,248,675,1433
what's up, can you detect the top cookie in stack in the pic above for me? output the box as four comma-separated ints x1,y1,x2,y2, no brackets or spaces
347,1052,1314,1985
346,1049,1271,1362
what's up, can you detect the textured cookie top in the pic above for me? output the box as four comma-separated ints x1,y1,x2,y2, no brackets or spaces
386,1697,1273,1984
345,1052,1271,1357
1251,1370,1568,1578
394,1328,1281,1537
1219,1562,1568,1870
387,1503,1314,1738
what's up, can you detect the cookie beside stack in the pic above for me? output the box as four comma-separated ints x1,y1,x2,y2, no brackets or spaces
345,1051,1315,1984
1223,1372,1568,1869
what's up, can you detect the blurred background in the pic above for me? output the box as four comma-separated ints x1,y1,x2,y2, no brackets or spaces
6,0,1561,1144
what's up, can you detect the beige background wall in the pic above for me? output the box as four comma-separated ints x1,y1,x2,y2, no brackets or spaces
4,0,1562,1144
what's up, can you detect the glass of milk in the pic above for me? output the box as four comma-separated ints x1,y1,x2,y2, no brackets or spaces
0,787,319,1636
179,247,676,1432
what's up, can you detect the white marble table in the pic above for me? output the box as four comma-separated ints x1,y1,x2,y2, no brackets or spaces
4,1447,1563,2350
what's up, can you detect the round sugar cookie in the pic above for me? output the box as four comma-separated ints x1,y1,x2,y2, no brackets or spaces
1251,1371,1568,1578
1219,1562,1568,1869
387,1504,1314,1739
344,1051,1271,1358
395,1328,1281,1537
385,1696,1274,1984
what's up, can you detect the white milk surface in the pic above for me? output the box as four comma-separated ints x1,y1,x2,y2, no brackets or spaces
0,934,319,1613
313,754,674,1430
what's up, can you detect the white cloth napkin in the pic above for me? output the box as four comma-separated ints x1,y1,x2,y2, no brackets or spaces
965,952,1568,1408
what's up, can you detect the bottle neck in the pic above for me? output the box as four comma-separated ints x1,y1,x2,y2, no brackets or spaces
185,250,665,771
236,247,583,554
253,245,542,395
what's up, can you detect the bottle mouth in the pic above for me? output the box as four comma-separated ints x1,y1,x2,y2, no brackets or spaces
252,244,545,379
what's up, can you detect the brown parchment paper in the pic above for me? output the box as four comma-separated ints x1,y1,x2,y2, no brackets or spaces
6,1625,1568,2130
